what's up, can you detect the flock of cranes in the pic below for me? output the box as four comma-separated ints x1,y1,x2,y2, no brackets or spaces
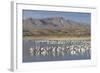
28,40,91,57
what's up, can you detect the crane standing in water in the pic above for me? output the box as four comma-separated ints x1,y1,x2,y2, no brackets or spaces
28,40,90,57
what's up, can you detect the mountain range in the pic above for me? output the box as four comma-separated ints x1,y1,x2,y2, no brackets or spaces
23,17,90,37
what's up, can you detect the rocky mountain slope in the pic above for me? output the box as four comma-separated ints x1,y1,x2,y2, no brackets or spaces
23,17,90,37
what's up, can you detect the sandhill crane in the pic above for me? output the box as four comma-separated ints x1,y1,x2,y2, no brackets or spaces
28,40,90,57
52,47,56,56
40,47,47,56
29,47,34,56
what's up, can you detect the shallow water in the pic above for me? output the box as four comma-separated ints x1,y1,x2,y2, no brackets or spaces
23,39,91,63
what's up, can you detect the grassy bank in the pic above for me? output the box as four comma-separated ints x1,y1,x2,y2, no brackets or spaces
23,36,91,40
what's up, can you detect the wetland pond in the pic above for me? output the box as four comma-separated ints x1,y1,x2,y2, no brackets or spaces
23,39,91,62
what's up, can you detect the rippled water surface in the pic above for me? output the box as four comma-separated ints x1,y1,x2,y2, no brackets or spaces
23,39,91,63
